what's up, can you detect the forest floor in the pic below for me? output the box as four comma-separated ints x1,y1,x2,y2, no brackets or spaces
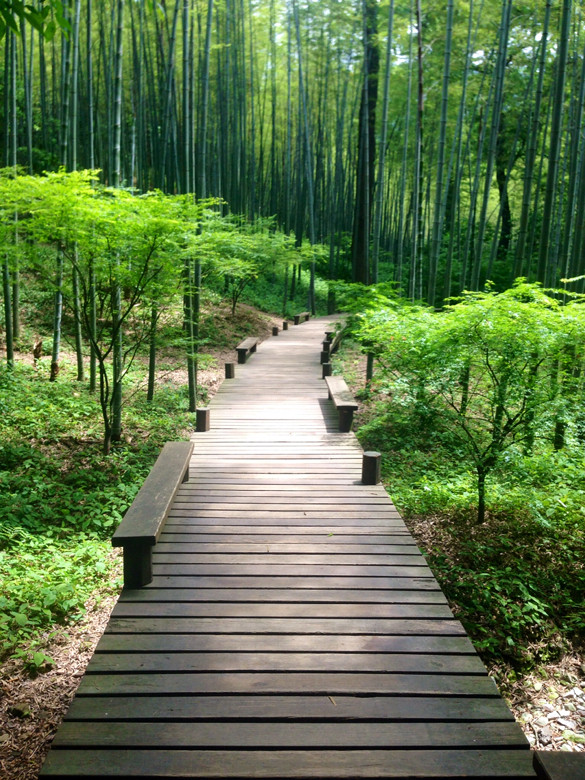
1,308,584,779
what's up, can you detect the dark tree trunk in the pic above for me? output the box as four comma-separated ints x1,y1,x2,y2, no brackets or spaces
351,0,379,285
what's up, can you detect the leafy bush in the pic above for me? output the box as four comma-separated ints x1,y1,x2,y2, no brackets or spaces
0,527,120,667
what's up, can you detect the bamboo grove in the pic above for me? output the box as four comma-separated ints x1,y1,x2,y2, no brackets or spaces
3,0,585,302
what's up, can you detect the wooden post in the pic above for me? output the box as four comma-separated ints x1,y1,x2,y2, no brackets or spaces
362,451,381,485
225,362,235,379
322,362,332,378
366,353,375,384
122,541,153,589
272,326,279,336
196,408,210,432
282,321,289,331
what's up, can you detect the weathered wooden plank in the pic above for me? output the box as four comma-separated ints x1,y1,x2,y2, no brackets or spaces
104,617,466,635
157,519,412,544
151,564,433,577
151,553,425,565
151,564,432,576
157,533,414,544
154,543,421,555
94,634,476,654
64,694,516,722
52,721,527,749
75,671,499,696
118,588,448,603
41,748,536,778
533,751,585,780
145,575,439,590
85,651,487,674
110,602,454,619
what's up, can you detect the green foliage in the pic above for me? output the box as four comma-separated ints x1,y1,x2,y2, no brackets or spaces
191,214,310,315
0,527,118,666
354,281,584,522
0,355,191,664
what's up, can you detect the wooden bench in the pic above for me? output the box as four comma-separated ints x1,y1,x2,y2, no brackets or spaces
293,311,310,325
112,441,194,588
321,328,344,364
325,375,358,432
236,336,259,364
534,752,585,780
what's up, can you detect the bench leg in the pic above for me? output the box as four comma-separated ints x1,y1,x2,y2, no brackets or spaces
237,350,247,364
338,408,354,433
123,542,153,588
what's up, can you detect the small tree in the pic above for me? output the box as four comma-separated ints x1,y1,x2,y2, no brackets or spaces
23,172,185,453
357,282,574,523
192,216,300,315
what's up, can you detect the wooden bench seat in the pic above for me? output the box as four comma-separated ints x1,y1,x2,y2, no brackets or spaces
325,375,358,432
534,752,585,780
112,441,194,588
294,311,310,325
236,337,259,364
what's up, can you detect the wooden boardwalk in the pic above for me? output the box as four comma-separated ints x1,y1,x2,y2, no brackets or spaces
41,316,537,779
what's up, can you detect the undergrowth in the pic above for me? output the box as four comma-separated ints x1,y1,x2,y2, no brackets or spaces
0,358,191,668
347,356,585,672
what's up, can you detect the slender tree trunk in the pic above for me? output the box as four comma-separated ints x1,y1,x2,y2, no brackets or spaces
514,0,551,279
50,252,64,383
471,0,511,290
537,0,572,285
2,256,13,368
292,0,316,313
428,0,454,306
351,0,379,285
371,0,394,285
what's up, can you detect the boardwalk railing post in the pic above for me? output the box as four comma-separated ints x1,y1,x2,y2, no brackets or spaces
225,362,236,379
282,321,289,331
196,408,210,432
366,353,375,384
272,326,279,336
322,362,332,378
362,451,381,485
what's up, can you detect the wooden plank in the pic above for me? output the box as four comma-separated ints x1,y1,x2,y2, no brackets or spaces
150,553,425,565
52,721,527,748
64,694,517,722
75,671,499,696
151,564,433,576
110,603,454,619
85,651,488,674
94,634,476,654
146,575,440,589
104,617,466,635
534,752,585,780
153,543,421,554
157,533,415,544
118,588,448,603
41,748,536,778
